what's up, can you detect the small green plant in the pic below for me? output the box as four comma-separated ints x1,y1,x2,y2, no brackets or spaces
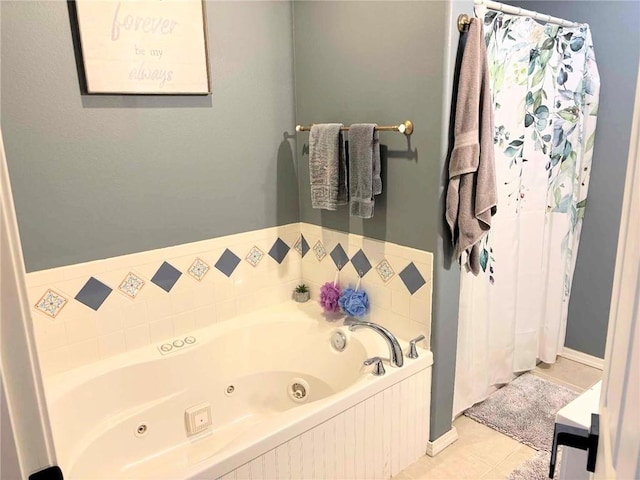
295,284,309,293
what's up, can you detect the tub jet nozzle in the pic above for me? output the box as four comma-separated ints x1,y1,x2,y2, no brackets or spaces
288,378,310,402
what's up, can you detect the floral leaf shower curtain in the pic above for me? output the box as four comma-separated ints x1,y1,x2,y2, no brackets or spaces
453,12,600,415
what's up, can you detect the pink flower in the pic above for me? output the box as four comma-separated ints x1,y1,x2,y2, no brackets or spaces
319,282,342,313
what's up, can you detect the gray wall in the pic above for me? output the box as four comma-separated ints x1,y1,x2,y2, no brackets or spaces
516,0,640,358
293,1,460,441
1,1,298,272
294,1,445,254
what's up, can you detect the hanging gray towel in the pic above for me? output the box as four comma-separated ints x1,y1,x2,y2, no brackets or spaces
309,123,348,210
348,123,381,218
445,17,497,274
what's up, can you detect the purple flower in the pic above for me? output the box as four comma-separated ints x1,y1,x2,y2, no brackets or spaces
319,282,342,313
339,288,369,317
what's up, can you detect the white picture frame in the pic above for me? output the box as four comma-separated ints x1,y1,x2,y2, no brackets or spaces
74,0,211,95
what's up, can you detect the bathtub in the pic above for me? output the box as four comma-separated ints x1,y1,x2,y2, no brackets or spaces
44,302,433,480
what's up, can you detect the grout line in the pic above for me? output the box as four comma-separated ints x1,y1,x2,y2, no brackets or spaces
469,452,500,478
479,445,538,479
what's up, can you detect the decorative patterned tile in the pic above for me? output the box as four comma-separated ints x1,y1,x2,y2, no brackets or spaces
351,249,372,277
118,272,145,298
215,249,241,277
313,240,327,261
375,259,396,283
151,262,182,293
399,262,426,295
294,235,310,258
75,277,113,311
245,246,265,267
268,238,290,264
35,289,68,318
188,258,210,281
330,243,349,271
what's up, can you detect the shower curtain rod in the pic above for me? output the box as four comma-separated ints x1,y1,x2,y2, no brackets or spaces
458,0,582,32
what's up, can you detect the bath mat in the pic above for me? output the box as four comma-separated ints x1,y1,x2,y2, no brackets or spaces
464,373,579,451
507,451,560,480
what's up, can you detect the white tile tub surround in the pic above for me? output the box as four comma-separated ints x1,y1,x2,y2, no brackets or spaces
217,366,431,480
300,223,433,349
26,224,302,377
26,222,434,378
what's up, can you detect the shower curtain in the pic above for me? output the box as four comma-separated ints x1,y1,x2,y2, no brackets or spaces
453,12,600,415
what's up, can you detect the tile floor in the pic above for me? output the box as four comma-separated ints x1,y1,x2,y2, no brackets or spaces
393,358,602,480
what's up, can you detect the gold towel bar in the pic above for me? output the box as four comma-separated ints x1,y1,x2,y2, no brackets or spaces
295,120,414,136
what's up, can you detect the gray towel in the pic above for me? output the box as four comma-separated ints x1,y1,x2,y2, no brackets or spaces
309,124,348,210
348,124,381,218
445,18,497,274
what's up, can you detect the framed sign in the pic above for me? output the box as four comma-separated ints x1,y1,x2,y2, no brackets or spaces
74,0,210,95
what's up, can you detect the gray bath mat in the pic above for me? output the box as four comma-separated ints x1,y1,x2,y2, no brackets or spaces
507,451,560,480
464,373,579,451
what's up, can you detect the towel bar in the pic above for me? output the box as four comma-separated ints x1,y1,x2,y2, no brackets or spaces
295,120,414,136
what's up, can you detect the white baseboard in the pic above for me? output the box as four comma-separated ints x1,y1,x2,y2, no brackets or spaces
560,347,604,370
426,426,458,457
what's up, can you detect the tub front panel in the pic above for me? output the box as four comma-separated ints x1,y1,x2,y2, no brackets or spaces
215,365,432,480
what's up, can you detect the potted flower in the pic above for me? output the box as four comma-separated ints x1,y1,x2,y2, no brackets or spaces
293,284,310,303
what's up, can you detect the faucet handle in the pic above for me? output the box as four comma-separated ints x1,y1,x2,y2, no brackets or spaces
407,335,426,359
363,357,386,376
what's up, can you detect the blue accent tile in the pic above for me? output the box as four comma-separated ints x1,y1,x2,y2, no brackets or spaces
351,249,372,277
215,249,241,277
269,238,290,264
151,261,182,292
300,235,310,258
399,262,426,295
75,277,112,311
330,244,349,271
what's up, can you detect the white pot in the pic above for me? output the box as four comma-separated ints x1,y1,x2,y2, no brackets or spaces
293,291,310,303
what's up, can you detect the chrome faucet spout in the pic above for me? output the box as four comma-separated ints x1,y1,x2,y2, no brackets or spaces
345,319,404,367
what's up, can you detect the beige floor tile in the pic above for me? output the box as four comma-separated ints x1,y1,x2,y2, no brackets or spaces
394,364,596,480
532,357,602,392
400,455,494,479
453,416,522,467
397,439,494,479
392,473,413,480
479,444,538,479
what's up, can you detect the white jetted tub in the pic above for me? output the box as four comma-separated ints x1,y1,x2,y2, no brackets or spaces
44,303,433,479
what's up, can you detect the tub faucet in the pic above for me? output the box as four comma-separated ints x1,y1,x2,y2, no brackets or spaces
344,319,404,367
